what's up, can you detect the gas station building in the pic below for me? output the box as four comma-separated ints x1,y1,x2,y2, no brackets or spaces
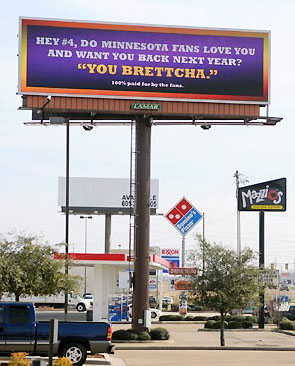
64,252,170,320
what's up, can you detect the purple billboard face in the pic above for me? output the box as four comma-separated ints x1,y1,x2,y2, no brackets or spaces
20,18,270,103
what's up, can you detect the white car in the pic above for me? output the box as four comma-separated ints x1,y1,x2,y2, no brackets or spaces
76,293,93,312
150,308,162,319
128,304,162,319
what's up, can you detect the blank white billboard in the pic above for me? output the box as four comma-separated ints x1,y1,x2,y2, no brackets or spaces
58,177,159,210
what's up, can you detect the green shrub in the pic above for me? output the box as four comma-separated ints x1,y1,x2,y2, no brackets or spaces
265,317,273,324
194,305,204,311
241,320,253,329
193,316,208,321
127,329,139,340
149,327,170,340
188,305,204,311
226,315,246,323
212,320,228,329
112,329,132,340
209,315,220,321
243,316,254,323
227,321,242,329
184,316,194,321
251,315,258,324
279,318,295,330
113,329,153,341
159,315,184,321
137,331,151,341
204,320,216,328
171,304,179,312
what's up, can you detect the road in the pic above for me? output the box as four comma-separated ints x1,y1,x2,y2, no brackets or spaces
36,310,295,366
111,350,295,366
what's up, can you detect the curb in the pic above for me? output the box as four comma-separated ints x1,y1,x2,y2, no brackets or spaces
273,329,295,337
111,321,206,325
198,328,275,332
0,356,111,365
115,345,295,351
113,340,173,344
158,321,206,324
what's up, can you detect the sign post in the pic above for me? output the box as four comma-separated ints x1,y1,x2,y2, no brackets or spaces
259,211,265,329
238,178,286,329
181,237,186,268
165,197,203,266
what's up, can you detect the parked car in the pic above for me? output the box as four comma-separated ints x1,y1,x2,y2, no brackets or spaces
278,303,295,320
128,304,162,319
0,302,114,366
76,293,93,312
243,308,256,315
279,284,290,291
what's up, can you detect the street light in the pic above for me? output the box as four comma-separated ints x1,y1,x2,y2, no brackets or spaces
80,216,92,294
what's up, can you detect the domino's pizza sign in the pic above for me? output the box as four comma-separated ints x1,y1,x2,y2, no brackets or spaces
165,197,203,237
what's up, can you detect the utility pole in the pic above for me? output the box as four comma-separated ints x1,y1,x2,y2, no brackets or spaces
234,170,249,255
64,119,70,319
258,211,265,329
181,236,186,267
202,212,205,271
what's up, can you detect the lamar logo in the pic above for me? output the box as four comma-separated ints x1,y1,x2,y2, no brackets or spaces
130,103,161,111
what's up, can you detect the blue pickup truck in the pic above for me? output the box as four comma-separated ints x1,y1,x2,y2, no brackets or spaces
0,302,115,366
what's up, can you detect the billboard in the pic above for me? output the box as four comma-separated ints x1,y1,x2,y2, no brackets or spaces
58,177,159,214
238,178,286,211
19,18,269,104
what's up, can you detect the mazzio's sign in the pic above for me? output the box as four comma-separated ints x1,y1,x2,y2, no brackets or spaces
238,178,286,211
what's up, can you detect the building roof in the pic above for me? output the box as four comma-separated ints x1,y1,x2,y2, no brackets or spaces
54,252,170,269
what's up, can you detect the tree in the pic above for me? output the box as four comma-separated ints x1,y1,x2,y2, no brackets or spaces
0,232,81,301
188,235,260,346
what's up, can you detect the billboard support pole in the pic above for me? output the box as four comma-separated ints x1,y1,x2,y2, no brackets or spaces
64,119,70,319
258,210,265,329
105,214,111,253
132,116,151,332
182,236,186,267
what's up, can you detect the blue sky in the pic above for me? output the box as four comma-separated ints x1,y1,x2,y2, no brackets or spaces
1,0,294,267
